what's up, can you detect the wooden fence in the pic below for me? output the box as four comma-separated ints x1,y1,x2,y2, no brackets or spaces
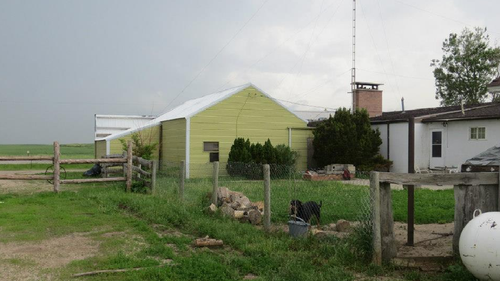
370,171,500,265
0,141,157,194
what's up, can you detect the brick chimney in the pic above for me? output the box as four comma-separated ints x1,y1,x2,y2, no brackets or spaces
353,82,383,117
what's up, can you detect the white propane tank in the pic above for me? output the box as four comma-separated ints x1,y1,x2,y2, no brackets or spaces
459,209,500,281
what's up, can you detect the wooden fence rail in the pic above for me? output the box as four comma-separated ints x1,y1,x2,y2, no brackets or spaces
371,171,500,265
0,141,156,194
0,156,53,161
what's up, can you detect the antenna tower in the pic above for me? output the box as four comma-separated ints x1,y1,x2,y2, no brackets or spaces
351,0,356,111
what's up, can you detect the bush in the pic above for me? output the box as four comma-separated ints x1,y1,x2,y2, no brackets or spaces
120,132,158,160
313,108,389,171
357,154,393,172
226,138,297,179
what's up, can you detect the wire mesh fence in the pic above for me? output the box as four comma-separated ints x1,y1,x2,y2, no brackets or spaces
156,161,373,237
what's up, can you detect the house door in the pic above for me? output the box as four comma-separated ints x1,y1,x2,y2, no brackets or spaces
430,130,444,168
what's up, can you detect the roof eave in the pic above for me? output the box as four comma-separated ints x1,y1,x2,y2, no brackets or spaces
422,116,500,123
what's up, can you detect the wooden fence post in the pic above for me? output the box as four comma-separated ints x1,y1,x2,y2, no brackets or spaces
179,160,185,200
370,171,381,265
126,141,133,192
53,141,60,193
498,171,500,212
380,182,397,261
212,161,219,205
151,160,157,195
263,164,271,232
122,152,127,178
453,183,499,253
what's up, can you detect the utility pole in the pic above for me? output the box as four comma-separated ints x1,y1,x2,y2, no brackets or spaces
351,0,357,112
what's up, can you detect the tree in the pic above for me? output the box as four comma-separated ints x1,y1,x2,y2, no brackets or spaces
312,108,385,170
431,27,500,106
119,132,158,160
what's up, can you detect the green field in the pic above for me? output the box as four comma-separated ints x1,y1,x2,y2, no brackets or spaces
0,143,94,159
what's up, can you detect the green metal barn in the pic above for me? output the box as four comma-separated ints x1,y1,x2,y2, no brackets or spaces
95,83,312,177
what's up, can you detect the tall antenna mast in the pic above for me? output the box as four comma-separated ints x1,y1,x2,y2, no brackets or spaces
351,0,357,112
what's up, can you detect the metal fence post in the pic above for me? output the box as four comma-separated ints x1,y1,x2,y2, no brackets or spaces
212,161,219,205
264,164,271,232
179,160,185,200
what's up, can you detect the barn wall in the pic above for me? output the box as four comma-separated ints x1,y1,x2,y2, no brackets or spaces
189,86,308,177
290,128,314,171
160,118,186,165
95,140,107,159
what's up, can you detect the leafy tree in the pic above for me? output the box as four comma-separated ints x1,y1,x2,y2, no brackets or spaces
119,132,158,160
312,108,385,170
275,144,297,166
431,27,500,106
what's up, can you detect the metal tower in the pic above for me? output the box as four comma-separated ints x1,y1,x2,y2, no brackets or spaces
351,0,357,111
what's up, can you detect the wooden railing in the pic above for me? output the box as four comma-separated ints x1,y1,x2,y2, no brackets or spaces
0,141,157,194
370,171,500,265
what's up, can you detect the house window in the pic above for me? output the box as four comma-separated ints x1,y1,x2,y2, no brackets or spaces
204,142,219,162
470,127,486,140
209,152,219,162
203,142,219,152
432,131,442,158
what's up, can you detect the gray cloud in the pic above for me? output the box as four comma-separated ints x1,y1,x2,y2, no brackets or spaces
1,0,499,144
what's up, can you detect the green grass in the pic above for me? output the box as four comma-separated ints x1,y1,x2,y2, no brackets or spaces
181,176,455,225
392,189,455,224
0,174,460,280
0,143,94,159
0,143,96,171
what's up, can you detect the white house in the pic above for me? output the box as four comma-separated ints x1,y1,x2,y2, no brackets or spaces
371,102,500,173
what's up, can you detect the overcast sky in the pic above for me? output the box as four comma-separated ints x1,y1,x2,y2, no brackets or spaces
1,0,499,144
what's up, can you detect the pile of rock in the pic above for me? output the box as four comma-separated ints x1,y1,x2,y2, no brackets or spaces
208,187,264,225
303,164,356,181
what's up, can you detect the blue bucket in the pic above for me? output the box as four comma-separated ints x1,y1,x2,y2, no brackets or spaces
288,217,309,238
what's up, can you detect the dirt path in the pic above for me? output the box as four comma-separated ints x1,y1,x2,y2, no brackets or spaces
0,233,100,281
394,222,454,257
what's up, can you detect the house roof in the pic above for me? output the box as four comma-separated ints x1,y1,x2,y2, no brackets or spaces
369,102,500,124
421,103,500,122
464,145,500,166
103,83,306,141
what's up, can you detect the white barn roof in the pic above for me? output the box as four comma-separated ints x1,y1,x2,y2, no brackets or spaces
95,114,156,140
103,83,306,141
